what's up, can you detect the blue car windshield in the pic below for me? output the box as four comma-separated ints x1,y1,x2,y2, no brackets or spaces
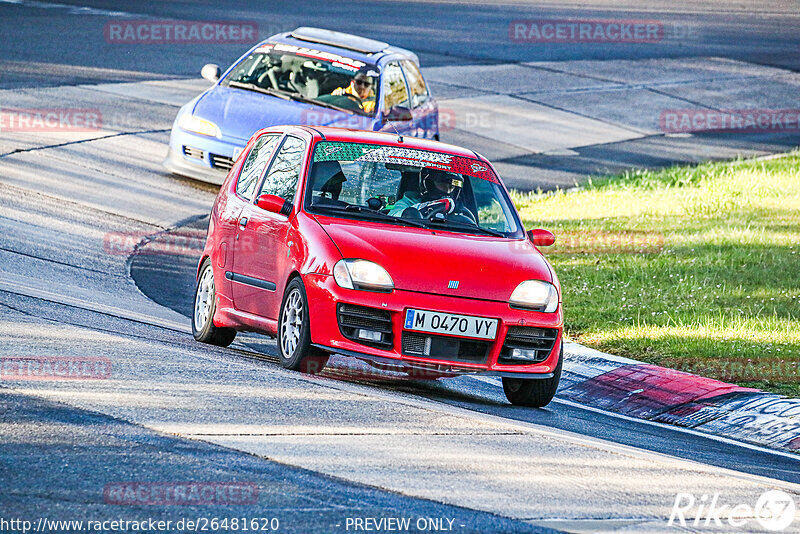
222,43,379,117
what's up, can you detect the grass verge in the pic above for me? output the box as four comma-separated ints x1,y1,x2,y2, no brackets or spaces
513,151,800,396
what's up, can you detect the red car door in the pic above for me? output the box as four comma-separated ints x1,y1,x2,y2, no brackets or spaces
231,134,308,319
212,134,280,291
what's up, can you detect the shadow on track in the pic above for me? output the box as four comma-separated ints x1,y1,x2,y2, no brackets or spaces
130,218,800,484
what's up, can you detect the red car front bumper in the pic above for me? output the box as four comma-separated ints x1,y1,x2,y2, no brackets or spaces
304,273,562,377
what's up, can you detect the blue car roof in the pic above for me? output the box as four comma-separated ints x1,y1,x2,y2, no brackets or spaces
263,27,417,66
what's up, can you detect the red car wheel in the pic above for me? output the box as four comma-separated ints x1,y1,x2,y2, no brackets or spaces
502,348,562,407
192,258,236,347
278,278,329,374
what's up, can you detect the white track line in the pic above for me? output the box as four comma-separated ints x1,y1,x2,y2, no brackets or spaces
471,374,800,462
0,278,189,333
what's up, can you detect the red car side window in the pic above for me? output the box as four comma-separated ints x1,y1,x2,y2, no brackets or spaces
236,134,280,201
259,136,307,203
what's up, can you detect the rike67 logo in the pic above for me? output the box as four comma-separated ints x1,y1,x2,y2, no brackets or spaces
669,490,796,531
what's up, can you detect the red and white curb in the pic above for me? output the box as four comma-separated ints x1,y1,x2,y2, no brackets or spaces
319,342,799,454
560,342,800,453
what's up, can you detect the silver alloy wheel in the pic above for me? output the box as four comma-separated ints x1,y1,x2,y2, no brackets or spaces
194,265,215,331
280,288,303,358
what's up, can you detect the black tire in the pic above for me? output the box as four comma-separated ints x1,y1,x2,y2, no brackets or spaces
277,278,329,374
192,258,236,347
502,348,562,407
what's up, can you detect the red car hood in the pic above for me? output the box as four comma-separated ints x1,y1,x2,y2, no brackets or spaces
315,216,553,302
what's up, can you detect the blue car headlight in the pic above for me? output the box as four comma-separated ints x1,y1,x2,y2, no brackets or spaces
178,114,220,138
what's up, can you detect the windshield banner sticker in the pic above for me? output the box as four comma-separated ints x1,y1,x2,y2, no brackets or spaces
256,43,366,72
358,145,453,168
313,142,498,182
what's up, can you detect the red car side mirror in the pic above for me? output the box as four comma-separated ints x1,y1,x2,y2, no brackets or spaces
527,228,555,247
256,194,293,216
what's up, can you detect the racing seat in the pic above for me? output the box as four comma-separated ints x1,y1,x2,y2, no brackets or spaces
299,74,320,98
311,160,347,201
259,67,280,90
259,55,302,92
395,170,421,202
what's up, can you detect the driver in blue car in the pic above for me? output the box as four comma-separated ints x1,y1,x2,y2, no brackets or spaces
389,168,465,218
331,69,376,113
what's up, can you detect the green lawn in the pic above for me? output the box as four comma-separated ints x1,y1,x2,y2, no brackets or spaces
512,151,800,396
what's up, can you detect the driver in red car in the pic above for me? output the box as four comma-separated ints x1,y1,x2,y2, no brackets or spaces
389,168,465,217
331,70,376,113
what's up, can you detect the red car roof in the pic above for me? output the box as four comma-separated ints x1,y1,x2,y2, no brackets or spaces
255,125,485,161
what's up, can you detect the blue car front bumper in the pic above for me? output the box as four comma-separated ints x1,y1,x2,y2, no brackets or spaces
164,126,248,185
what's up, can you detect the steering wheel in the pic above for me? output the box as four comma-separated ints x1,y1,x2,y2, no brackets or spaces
414,198,454,220
449,212,477,226
452,206,478,224
343,93,363,105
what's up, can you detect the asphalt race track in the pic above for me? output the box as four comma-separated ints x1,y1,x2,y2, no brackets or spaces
2,1,800,533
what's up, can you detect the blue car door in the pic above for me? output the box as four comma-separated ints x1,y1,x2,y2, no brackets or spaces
378,61,415,137
401,59,437,139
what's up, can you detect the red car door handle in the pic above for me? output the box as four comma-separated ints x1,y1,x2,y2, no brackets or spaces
238,217,248,230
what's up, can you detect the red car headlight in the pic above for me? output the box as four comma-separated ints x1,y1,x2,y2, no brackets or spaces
333,259,394,292
509,280,559,312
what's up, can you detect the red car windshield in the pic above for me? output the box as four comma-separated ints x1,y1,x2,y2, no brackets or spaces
305,141,524,238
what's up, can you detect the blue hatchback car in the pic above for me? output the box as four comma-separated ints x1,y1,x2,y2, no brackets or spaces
164,27,439,184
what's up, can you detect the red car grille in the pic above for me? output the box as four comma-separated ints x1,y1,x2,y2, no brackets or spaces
337,304,393,349
498,326,558,364
401,331,490,365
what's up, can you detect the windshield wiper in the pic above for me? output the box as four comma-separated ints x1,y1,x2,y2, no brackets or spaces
426,217,507,237
312,204,430,229
227,81,292,100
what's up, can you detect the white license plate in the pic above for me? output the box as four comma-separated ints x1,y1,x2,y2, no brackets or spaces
403,309,498,340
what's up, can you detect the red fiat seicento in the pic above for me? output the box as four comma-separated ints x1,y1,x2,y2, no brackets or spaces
192,125,563,406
